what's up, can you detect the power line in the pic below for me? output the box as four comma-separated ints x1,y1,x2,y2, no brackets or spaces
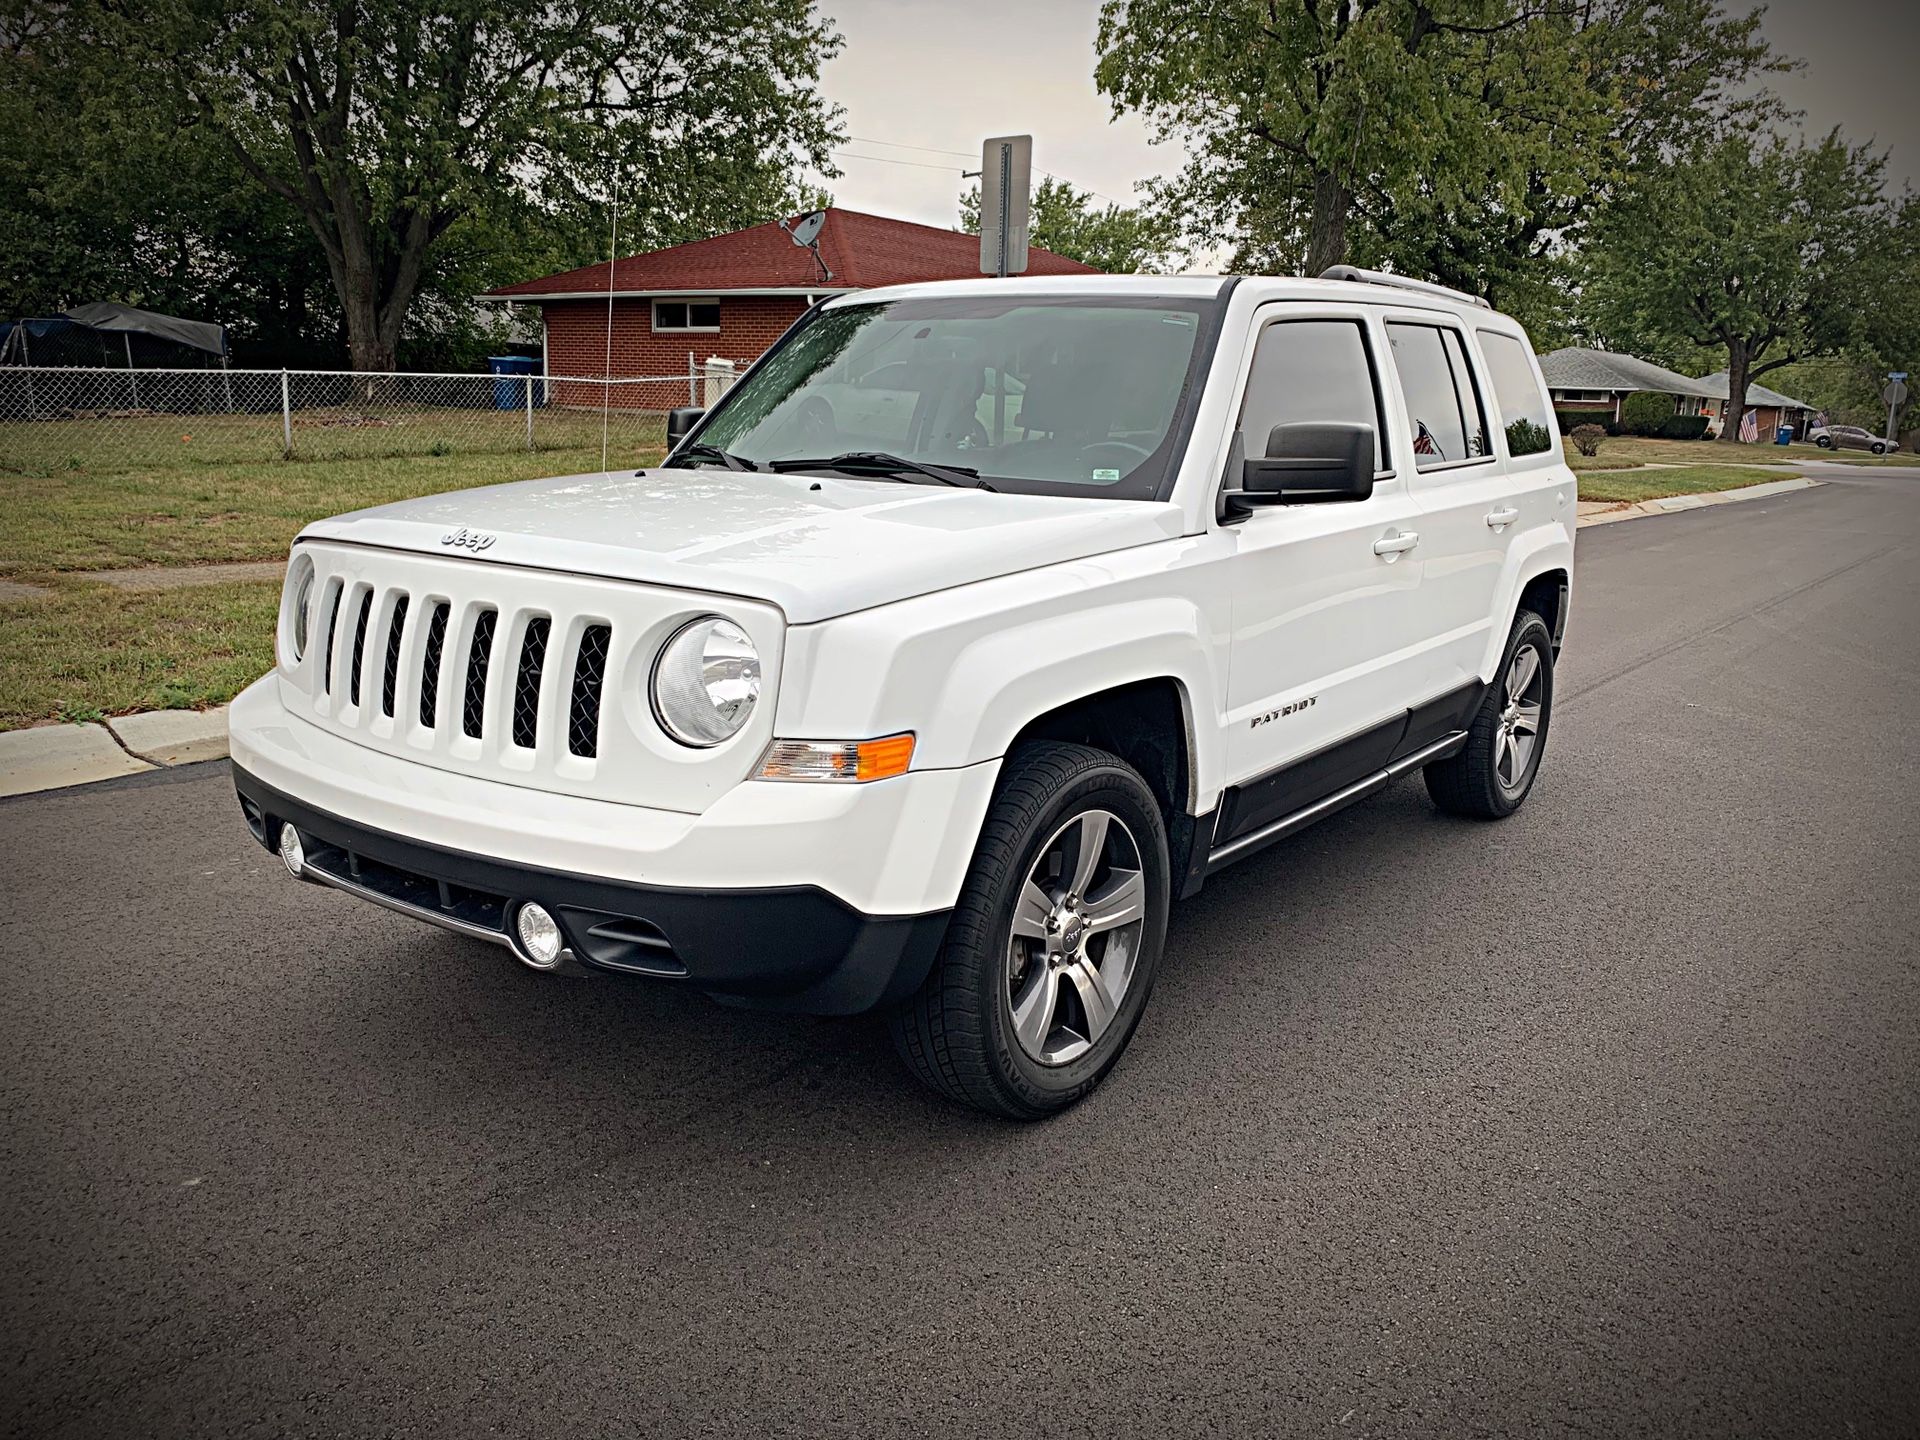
846,135,978,160
830,149,966,173
825,148,1136,211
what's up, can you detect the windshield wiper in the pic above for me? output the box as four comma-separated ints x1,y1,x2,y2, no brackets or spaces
770,451,995,491
670,443,759,472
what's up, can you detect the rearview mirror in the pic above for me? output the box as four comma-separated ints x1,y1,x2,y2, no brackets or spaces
1235,422,1376,507
666,406,705,450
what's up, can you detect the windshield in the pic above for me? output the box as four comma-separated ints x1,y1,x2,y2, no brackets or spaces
672,293,1222,499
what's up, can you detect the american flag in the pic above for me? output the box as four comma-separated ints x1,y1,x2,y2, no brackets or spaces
1413,419,1444,459
1738,409,1759,444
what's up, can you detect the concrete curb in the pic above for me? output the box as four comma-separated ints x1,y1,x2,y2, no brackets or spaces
0,722,156,798
1576,475,1821,529
0,706,229,799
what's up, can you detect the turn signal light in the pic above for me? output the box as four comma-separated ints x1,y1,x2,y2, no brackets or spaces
756,733,916,783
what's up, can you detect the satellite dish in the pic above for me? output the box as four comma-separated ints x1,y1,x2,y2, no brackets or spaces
787,209,828,248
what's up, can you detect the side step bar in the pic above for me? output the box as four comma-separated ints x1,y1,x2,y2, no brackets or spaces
1205,731,1468,874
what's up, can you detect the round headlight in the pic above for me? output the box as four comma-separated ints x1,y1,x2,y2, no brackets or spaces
650,616,760,747
286,563,315,664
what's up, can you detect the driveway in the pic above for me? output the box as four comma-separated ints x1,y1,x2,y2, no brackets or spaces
2,468,1916,1437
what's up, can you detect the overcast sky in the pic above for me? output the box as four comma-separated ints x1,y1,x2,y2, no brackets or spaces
809,0,1919,236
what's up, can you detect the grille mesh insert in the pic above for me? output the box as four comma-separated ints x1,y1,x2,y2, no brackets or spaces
512,617,552,749
418,602,450,728
348,590,373,706
321,586,343,695
380,594,409,718
568,625,612,758
462,609,497,739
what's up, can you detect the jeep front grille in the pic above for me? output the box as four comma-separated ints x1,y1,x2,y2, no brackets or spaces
279,540,781,811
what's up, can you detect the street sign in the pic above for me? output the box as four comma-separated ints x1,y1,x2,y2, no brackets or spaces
1889,371,1908,380
978,135,1032,278
1885,379,1909,406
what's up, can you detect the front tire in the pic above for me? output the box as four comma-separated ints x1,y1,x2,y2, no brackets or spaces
1816,435,1833,448
889,742,1170,1120
1425,610,1555,820
1871,442,1887,455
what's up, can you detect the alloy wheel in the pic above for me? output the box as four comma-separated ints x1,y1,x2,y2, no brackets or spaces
1006,809,1147,1066
1494,641,1546,794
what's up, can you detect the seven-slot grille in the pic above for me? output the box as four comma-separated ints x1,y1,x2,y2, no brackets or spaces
283,541,780,812
306,579,610,759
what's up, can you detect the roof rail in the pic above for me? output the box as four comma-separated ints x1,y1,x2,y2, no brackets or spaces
1318,265,1491,310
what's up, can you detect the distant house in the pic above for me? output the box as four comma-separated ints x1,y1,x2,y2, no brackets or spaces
486,208,1097,409
1694,372,1812,443
1536,347,1716,426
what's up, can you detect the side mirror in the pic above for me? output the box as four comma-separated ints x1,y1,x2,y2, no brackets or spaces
666,406,705,450
1235,422,1376,507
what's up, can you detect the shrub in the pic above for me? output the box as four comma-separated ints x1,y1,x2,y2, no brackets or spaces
1569,424,1607,457
1621,391,1676,435
1657,415,1710,441
1556,408,1618,436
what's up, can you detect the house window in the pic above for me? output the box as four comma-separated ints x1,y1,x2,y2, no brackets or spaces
653,299,721,332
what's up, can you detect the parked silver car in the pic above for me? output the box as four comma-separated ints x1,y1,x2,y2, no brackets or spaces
1808,424,1889,455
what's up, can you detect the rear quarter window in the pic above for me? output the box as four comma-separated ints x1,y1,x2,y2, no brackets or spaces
1477,330,1557,458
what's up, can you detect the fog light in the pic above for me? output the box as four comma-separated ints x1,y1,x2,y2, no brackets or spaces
277,823,305,877
515,902,564,969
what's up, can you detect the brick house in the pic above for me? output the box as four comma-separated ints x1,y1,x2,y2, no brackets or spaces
1536,347,1717,427
486,208,1097,410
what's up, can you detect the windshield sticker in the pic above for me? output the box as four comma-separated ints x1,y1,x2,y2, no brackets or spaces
1091,468,1121,482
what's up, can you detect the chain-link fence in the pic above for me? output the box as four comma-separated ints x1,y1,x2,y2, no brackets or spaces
0,362,743,473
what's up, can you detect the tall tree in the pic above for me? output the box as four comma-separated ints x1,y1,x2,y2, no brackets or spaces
79,0,844,372
1095,0,1781,310
1583,130,1892,444
958,175,1177,274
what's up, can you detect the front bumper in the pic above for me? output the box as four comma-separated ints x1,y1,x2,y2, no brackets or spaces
237,765,950,1014
227,676,993,1014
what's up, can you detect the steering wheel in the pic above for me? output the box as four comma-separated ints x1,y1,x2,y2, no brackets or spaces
1078,440,1153,470
793,395,836,447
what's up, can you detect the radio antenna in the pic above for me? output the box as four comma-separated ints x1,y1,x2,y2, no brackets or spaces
600,156,619,475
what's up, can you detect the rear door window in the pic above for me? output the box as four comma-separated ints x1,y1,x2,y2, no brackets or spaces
1238,317,1387,471
1387,322,1489,468
1476,330,1556,457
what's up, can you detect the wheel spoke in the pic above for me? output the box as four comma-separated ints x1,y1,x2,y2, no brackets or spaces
1083,867,1144,933
1512,701,1542,736
1506,646,1539,703
1010,967,1059,1054
1061,811,1109,896
1011,880,1054,941
1494,729,1512,782
1063,958,1118,1042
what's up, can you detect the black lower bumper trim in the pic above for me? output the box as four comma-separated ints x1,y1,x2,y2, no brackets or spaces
234,765,949,1016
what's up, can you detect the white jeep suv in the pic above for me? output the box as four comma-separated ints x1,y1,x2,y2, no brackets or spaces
231,269,1574,1119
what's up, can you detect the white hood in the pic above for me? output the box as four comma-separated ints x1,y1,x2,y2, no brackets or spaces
298,468,1185,624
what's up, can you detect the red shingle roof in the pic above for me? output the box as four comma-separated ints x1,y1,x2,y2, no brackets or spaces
486,208,1098,298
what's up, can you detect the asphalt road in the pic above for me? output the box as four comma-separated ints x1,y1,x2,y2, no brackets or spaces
3,463,1917,1438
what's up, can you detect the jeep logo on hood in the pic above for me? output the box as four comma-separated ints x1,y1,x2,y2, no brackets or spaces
440,527,496,552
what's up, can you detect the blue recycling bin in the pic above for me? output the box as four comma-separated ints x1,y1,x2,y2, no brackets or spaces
487,355,540,410
1775,425,1793,446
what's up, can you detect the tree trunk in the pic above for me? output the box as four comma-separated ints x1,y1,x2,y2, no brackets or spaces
1306,169,1353,276
1720,338,1750,445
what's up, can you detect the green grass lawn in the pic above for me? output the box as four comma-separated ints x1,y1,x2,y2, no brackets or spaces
0,577,280,730
1563,434,1919,472
1576,464,1799,504
0,420,667,728
0,434,666,580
